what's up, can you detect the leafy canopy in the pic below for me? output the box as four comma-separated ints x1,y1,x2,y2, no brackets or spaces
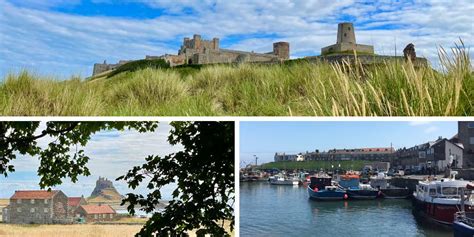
0,121,234,236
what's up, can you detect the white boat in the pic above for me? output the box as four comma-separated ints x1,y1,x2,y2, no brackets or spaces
413,171,474,224
269,176,299,185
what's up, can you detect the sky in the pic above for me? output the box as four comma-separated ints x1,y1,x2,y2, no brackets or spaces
0,122,182,199
1,0,473,79
240,121,460,166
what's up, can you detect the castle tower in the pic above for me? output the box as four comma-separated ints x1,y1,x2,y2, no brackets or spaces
337,23,356,44
193,34,202,49
273,42,290,60
212,38,220,50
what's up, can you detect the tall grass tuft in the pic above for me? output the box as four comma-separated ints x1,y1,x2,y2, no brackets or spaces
1,42,472,116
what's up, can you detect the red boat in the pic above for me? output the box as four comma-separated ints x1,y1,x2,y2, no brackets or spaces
413,172,474,224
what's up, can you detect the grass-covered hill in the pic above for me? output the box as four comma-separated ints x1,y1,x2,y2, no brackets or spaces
0,45,472,116
258,160,370,171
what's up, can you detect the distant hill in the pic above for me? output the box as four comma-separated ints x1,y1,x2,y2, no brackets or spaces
88,177,123,203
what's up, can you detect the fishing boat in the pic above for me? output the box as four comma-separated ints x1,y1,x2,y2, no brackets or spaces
413,171,474,225
453,184,474,237
307,177,347,200
269,175,299,185
370,173,411,199
339,174,379,199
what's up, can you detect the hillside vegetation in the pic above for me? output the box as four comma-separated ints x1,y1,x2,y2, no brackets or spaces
258,160,370,171
0,43,472,116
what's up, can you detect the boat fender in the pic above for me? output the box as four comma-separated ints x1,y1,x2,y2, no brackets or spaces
344,194,348,200
313,187,318,192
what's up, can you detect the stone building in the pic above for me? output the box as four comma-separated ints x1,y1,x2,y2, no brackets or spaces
76,204,116,222
93,34,290,76
4,190,70,224
275,147,395,162
457,121,474,167
394,137,463,171
321,22,374,55
68,196,87,218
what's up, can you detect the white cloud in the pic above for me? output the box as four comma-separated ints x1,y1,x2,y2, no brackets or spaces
0,0,472,78
424,126,439,134
409,121,433,126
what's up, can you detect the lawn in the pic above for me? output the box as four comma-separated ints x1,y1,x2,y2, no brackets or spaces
0,43,471,116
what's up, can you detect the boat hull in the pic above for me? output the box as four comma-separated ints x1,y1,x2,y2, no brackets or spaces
346,189,379,200
412,198,474,224
308,187,346,200
453,220,474,237
270,180,298,185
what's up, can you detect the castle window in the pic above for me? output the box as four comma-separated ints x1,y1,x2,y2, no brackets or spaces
344,33,347,37
31,199,35,204
348,27,351,31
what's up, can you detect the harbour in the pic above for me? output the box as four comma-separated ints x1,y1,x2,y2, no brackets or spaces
240,182,452,237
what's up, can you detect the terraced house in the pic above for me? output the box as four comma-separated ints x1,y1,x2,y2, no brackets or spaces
3,190,70,224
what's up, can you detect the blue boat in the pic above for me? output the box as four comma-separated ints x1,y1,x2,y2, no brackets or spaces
338,174,379,200
453,184,474,237
307,177,347,200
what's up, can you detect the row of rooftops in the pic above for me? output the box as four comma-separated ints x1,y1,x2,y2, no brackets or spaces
275,147,395,156
7,190,116,215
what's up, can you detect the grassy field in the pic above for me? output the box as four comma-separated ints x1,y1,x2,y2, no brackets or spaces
0,43,471,116
259,160,373,171
0,222,233,237
0,224,141,237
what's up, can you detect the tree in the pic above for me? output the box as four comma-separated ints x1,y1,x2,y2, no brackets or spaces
118,121,235,236
0,121,234,236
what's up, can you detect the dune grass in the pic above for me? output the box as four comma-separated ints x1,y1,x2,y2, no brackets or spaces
0,43,472,116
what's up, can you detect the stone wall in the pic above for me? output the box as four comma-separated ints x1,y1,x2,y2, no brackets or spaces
8,191,69,224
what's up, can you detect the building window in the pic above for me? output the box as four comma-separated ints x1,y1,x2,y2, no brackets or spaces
44,208,48,213
468,122,474,128
470,137,474,145
31,199,35,204
17,199,21,204
109,214,113,219
94,214,98,219
17,208,21,213
30,208,35,213
44,199,48,204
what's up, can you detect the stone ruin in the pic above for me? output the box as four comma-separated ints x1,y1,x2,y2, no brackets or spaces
92,35,289,76
321,22,374,55
92,22,427,76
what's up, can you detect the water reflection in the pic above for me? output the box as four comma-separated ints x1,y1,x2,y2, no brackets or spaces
240,182,452,237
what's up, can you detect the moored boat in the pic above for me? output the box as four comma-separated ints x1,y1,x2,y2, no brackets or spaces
370,173,411,199
307,177,347,200
339,174,379,200
269,176,299,185
413,171,474,225
453,184,474,237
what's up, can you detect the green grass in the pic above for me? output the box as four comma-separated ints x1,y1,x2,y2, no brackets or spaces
258,160,371,171
0,41,472,116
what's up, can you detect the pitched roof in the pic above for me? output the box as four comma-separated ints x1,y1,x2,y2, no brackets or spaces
11,190,59,200
68,197,83,207
79,204,116,214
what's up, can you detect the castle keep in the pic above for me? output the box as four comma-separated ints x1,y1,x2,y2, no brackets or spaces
93,35,289,76
321,22,374,55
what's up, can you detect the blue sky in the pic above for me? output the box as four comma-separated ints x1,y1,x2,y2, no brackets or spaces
0,122,181,199
240,121,459,166
1,0,472,79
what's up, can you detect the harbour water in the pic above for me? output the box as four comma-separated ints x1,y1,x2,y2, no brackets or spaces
240,182,453,237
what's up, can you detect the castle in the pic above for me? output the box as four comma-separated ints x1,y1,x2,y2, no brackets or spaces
92,35,289,76
92,22,427,76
